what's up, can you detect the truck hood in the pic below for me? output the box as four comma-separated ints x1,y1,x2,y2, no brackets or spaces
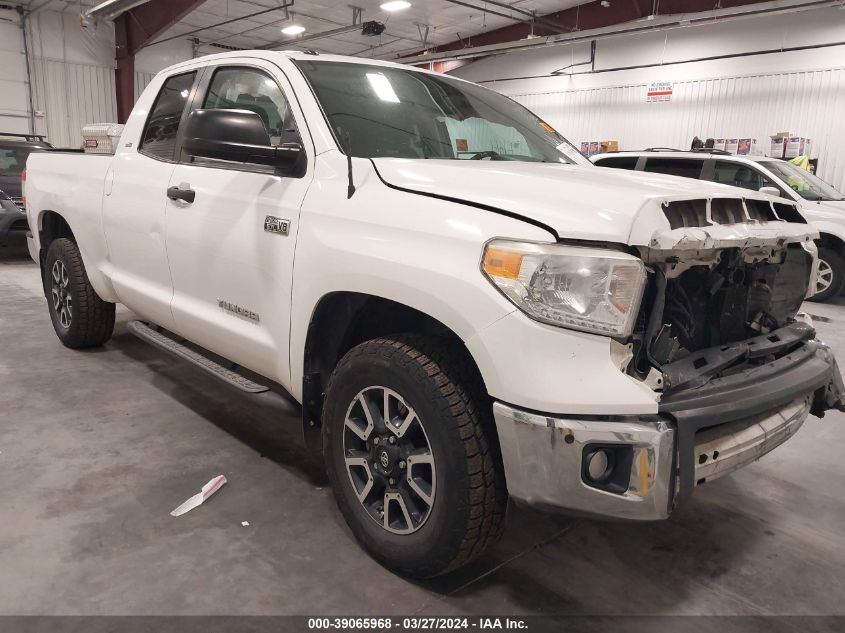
372,158,816,248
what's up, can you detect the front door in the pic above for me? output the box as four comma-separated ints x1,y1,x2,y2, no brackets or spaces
102,70,199,328
164,62,312,386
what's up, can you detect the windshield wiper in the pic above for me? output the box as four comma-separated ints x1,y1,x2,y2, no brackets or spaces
470,150,505,160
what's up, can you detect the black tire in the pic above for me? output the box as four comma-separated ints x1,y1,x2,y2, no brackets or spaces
45,238,115,348
323,336,507,578
809,247,845,303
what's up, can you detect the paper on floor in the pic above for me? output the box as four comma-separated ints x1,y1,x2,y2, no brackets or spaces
170,475,227,517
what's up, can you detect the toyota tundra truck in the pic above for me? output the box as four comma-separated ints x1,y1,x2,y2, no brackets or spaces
24,51,845,578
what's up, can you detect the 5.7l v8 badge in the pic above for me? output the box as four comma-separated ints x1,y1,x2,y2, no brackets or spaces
264,215,290,236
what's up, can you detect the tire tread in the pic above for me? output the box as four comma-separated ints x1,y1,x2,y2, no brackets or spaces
46,238,115,348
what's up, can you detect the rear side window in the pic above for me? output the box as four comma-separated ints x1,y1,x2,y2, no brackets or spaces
643,158,704,180
712,161,778,193
0,148,31,177
140,72,196,160
593,156,638,170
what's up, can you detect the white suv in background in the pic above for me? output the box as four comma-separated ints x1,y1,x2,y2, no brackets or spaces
591,150,845,301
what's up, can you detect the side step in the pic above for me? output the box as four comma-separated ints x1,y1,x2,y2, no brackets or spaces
126,320,301,416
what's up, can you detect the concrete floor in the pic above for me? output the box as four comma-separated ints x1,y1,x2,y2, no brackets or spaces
1,241,845,617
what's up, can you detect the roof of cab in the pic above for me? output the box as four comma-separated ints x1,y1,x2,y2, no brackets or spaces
590,150,774,164
157,49,430,76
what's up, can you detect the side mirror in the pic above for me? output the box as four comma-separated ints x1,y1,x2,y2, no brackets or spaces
182,108,303,171
759,186,781,197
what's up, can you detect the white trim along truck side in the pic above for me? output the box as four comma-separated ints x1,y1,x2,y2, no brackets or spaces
24,51,845,578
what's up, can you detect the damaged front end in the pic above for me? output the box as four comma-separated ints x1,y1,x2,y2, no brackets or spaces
628,194,845,505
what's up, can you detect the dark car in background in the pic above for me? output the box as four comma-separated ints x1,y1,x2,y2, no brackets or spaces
0,133,53,210
0,189,28,246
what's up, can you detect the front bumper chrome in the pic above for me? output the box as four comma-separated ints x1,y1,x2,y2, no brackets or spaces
493,394,816,521
492,403,675,521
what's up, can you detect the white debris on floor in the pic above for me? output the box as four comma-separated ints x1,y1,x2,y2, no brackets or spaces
170,475,227,517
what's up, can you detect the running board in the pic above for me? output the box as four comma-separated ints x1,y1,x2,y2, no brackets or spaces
126,320,301,416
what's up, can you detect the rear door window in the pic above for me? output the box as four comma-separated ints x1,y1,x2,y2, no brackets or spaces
593,156,639,170
0,148,29,177
642,158,704,180
140,71,197,161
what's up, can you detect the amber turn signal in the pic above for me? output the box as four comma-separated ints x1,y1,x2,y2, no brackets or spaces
482,248,523,280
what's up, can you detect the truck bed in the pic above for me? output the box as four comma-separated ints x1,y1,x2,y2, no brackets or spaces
25,152,112,270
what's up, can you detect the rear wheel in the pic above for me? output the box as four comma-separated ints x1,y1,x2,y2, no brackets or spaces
45,238,115,348
323,336,507,577
809,247,845,302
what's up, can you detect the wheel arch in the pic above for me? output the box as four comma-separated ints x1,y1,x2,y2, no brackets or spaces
34,208,119,303
817,231,845,254
36,210,77,294
301,292,490,446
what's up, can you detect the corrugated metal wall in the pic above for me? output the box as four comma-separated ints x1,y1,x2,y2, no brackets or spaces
27,59,157,147
31,59,117,148
135,71,155,102
511,68,845,191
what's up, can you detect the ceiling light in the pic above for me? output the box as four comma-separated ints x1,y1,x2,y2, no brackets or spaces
381,1,411,11
366,73,400,103
281,25,306,35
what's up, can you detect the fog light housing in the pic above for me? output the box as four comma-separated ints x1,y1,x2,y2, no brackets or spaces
586,448,613,481
582,444,634,494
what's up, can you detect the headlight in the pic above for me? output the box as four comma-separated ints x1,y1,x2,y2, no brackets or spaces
481,240,646,337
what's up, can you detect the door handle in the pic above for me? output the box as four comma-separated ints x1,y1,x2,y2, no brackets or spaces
167,185,195,203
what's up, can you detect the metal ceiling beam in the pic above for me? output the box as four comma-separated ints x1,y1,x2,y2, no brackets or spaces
148,2,294,47
85,0,153,20
113,0,209,123
399,0,837,64
442,0,574,33
403,0,779,60
262,5,363,50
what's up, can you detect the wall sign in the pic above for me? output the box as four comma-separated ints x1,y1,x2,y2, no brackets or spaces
647,82,673,102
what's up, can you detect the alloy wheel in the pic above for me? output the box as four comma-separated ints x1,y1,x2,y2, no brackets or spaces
816,258,834,295
51,260,72,329
343,386,436,535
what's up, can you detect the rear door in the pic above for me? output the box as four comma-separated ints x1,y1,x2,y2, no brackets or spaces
163,60,313,385
101,70,200,328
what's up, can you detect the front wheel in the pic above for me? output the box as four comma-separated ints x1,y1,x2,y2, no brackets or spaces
809,247,845,302
45,238,115,348
323,336,507,578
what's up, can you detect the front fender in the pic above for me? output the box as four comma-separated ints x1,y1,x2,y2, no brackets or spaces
288,154,553,402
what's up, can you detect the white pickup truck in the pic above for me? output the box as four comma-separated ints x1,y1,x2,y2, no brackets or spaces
25,51,845,578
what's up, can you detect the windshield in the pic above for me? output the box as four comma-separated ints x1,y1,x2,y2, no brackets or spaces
760,160,845,202
296,60,588,165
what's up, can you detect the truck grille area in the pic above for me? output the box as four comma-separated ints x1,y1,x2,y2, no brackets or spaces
694,396,810,486
662,197,792,229
630,241,814,381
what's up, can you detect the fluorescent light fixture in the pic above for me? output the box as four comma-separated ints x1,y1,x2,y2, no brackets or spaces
381,1,411,11
366,73,400,103
281,25,306,35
